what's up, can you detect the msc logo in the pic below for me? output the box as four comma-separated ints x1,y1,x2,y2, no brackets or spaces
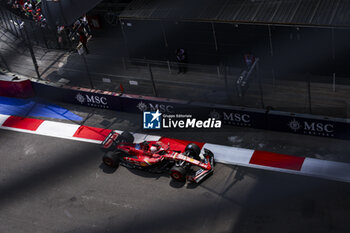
287,118,335,136
137,101,174,113
143,110,162,129
75,93,109,108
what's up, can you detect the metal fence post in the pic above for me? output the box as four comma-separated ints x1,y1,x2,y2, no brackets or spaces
256,59,265,108
78,49,94,89
224,64,232,104
148,63,158,97
119,19,130,59
268,24,276,90
307,75,312,114
167,60,171,74
211,22,218,51
23,25,41,80
331,28,336,94
161,21,168,48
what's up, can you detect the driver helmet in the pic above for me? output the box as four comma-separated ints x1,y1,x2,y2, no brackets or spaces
150,146,157,152
150,144,161,153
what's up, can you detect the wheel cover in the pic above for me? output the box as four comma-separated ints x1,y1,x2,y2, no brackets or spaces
104,158,113,166
171,171,182,180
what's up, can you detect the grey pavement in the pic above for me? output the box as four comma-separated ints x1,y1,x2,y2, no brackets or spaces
1,24,350,118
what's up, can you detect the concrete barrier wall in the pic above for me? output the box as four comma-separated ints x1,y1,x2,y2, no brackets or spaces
31,81,350,140
0,79,34,98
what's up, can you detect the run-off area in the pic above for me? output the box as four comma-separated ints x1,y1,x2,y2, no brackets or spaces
0,129,349,233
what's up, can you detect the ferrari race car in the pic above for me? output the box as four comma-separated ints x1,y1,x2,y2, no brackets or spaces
101,131,214,183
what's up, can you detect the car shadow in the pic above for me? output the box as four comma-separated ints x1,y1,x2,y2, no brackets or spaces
126,167,200,189
99,163,118,174
99,162,201,189
169,179,186,188
126,167,168,179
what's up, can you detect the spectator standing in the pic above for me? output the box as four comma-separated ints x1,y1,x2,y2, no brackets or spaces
79,29,89,54
82,15,91,36
244,53,255,69
176,48,187,74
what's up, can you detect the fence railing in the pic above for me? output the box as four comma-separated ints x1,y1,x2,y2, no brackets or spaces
61,55,349,118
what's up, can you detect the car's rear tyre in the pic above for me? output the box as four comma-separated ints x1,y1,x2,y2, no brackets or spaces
120,131,134,143
170,166,187,182
103,151,120,168
185,143,201,160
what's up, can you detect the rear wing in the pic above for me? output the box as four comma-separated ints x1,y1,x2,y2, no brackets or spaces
101,131,120,152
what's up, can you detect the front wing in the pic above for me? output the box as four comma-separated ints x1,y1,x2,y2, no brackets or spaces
187,153,214,183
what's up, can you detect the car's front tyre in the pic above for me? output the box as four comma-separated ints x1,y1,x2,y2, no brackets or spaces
170,166,187,181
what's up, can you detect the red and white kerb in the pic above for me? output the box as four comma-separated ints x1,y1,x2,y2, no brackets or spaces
0,114,349,183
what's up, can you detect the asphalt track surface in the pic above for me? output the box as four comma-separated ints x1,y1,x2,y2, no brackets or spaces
1,129,350,233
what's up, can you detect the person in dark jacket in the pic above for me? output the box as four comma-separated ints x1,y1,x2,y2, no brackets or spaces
79,29,89,54
176,48,187,74
244,53,255,69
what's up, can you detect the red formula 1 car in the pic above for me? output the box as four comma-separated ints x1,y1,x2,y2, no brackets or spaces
101,131,214,183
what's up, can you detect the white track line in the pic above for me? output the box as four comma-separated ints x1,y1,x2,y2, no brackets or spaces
36,121,80,138
204,143,254,165
301,158,350,183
